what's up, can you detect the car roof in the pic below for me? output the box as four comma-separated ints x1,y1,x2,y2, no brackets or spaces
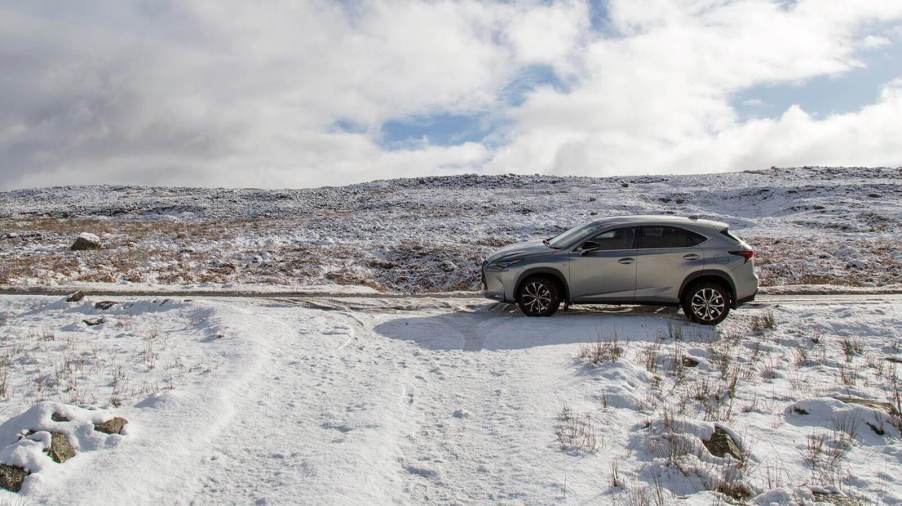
589,215,729,230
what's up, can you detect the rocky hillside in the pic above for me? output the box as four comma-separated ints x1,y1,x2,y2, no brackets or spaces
1,166,900,291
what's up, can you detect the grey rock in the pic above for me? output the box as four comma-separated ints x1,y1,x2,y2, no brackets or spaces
0,464,28,492
94,417,128,435
703,425,742,460
70,233,101,251
66,290,85,302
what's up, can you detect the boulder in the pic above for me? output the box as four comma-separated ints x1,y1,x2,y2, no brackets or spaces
25,431,75,464
703,425,742,460
94,417,128,435
66,290,85,302
82,317,105,326
0,464,28,492
51,412,70,422
46,432,76,463
94,301,117,310
70,233,101,251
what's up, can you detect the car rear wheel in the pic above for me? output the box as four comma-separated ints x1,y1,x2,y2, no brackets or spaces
517,276,561,317
682,281,730,325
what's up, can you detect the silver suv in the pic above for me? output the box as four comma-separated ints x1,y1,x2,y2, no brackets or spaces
482,215,758,325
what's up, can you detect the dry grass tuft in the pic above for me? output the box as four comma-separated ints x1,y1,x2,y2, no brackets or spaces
556,402,600,452
749,310,776,332
579,335,624,365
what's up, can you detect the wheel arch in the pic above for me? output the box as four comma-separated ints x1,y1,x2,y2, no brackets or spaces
679,270,737,307
514,268,570,303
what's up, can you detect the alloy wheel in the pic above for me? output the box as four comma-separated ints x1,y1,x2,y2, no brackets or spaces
690,288,725,323
522,281,552,314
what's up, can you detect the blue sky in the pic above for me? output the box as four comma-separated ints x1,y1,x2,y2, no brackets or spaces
1,0,901,189
734,38,902,120
372,64,564,149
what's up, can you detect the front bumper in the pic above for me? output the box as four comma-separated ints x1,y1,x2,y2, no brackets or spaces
481,263,510,302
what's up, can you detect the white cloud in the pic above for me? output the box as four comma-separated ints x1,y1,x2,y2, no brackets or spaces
861,34,891,49
486,0,902,177
1,0,901,189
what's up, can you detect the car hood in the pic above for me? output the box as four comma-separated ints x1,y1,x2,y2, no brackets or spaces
485,240,551,264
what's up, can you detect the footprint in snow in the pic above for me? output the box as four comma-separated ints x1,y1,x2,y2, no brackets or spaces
321,422,353,433
452,408,471,418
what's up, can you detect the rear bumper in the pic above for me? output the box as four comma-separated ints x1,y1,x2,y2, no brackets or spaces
735,289,757,307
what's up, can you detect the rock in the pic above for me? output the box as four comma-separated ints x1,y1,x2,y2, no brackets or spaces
621,182,629,188
82,317,105,326
51,412,70,422
25,431,75,464
368,260,397,269
703,425,742,460
681,356,700,368
846,259,867,269
70,233,101,251
66,290,85,302
832,395,900,416
94,301,117,310
46,432,76,463
94,417,128,435
0,464,28,492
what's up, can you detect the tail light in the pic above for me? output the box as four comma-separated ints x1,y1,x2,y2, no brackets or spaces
730,250,755,263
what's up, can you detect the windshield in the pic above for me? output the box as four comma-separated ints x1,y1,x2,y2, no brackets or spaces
546,222,600,249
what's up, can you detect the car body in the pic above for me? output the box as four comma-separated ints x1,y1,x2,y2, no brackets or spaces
481,215,758,324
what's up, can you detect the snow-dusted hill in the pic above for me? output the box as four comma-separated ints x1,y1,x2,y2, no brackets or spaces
1,166,900,291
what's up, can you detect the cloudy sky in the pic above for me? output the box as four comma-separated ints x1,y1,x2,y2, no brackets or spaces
2,0,901,189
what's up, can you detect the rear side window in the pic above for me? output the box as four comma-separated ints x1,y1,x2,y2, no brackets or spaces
720,229,742,243
636,226,706,248
585,227,635,250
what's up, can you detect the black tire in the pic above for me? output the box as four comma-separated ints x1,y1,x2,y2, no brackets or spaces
516,276,561,317
681,281,731,325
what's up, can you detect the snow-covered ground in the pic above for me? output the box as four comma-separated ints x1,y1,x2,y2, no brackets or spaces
1,166,901,292
1,294,901,504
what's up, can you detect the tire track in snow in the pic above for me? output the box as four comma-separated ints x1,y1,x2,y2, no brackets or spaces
185,301,421,505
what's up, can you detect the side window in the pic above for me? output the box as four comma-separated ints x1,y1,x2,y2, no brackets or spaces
583,227,634,250
685,230,707,246
637,227,707,248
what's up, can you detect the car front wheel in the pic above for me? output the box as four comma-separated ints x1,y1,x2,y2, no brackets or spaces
682,282,730,325
517,276,561,317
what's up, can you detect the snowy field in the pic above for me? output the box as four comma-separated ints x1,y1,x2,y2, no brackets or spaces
1,293,901,504
1,166,901,293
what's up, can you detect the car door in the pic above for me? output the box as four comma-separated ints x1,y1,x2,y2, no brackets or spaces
634,226,708,302
568,227,637,302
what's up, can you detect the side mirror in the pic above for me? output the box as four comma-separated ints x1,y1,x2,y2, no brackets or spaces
579,240,601,254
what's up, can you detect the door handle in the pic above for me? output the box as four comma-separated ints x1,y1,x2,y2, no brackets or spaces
618,257,635,264
683,254,700,260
